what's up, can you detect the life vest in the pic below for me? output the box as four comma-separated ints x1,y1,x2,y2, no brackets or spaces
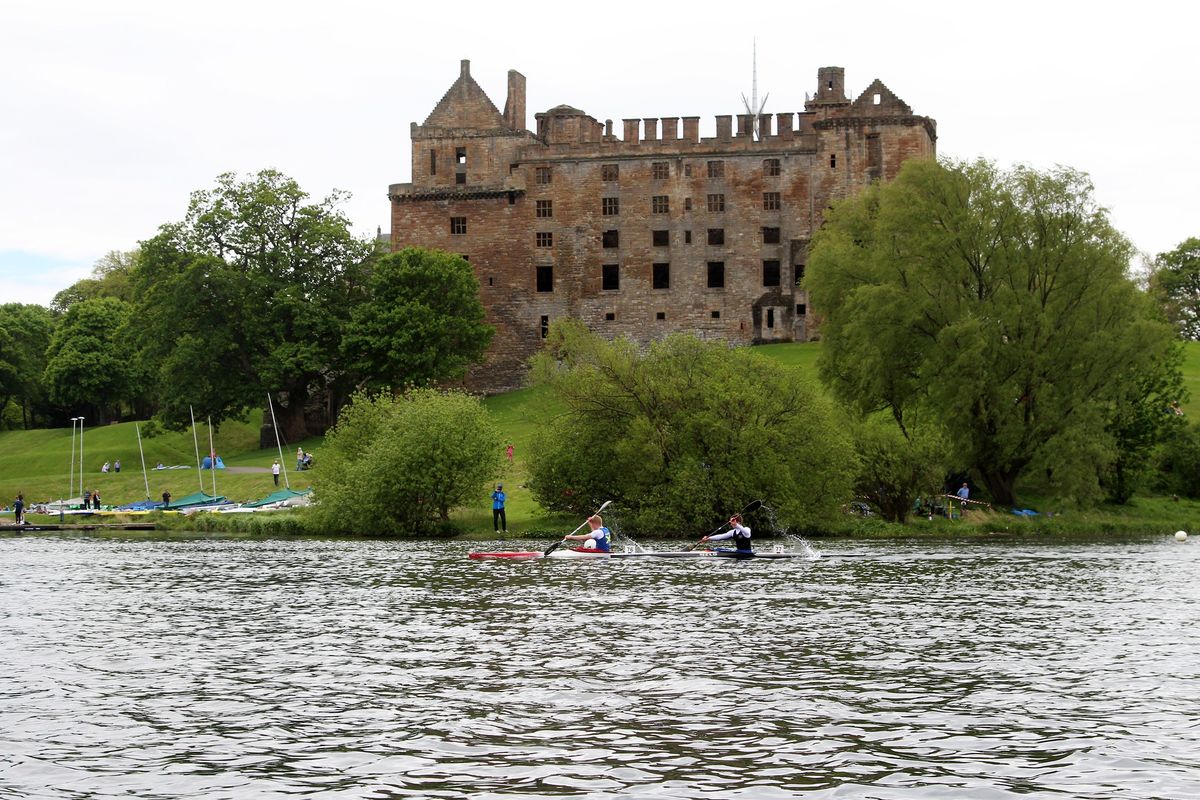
592,526,611,552
732,525,752,552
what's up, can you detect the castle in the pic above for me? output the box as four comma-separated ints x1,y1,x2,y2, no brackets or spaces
389,60,936,392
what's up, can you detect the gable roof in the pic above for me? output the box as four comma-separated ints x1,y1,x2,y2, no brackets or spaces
850,79,913,115
423,60,509,129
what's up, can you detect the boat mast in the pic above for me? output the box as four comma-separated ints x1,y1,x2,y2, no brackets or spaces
78,416,85,498
189,406,204,494
267,393,291,490
136,422,150,499
207,416,217,496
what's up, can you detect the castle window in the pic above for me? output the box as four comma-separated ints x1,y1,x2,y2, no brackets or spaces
656,311,666,320
767,308,775,329
795,263,806,282
763,260,781,287
763,226,781,244
601,164,619,181
684,197,693,212
830,154,837,169
707,160,724,179
684,164,693,178
602,197,620,216
707,228,724,246
711,310,721,319
536,200,553,218
652,230,669,247
763,192,781,211
602,230,619,248
456,173,466,185
652,161,669,179
763,158,781,176
653,263,670,290
541,315,550,338
450,217,467,235
430,150,437,175
652,195,669,214
536,166,552,184
707,194,725,212
707,261,725,289
536,265,554,293
536,232,553,248
488,276,493,286
873,93,881,105
456,147,467,164
602,264,620,291
685,230,692,244
796,303,807,315
605,312,616,321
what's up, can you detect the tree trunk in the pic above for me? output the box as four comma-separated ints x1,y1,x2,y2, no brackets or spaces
979,469,1018,507
273,389,311,444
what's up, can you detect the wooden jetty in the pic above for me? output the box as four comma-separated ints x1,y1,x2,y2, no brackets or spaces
1,522,157,532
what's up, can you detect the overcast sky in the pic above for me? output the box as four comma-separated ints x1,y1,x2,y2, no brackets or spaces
2,0,1197,306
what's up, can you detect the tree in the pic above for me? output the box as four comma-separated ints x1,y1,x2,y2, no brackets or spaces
312,389,502,534
851,416,948,522
51,250,139,313
341,248,493,389
42,297,135,424
807,159,1181,506
0,304,55,429
130,170,373,438
527,320,857,534
1148,237,1200,339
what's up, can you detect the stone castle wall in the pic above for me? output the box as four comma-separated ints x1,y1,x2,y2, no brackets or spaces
389,61,936,393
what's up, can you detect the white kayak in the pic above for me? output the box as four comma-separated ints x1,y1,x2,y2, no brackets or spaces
469,548,809,560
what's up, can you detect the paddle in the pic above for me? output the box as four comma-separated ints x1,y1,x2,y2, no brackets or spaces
688,499,764,550
544,500,613,556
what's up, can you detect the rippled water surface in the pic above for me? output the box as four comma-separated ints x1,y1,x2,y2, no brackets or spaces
1,533,1198,799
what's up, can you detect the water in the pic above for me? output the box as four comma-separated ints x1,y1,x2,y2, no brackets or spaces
1,533,1197,799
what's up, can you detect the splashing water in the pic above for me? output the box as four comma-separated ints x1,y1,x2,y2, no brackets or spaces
759,502,821,559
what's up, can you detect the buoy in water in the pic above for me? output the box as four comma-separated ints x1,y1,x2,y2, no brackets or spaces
1175,530,1188,541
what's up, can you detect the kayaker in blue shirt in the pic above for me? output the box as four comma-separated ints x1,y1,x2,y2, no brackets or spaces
491,484,507,533
700,514,752,553
562,514,611,552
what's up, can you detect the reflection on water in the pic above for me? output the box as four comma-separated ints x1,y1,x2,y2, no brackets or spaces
1,534,1197,799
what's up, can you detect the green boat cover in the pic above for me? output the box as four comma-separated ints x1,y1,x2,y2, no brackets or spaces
242,488,312,508
168,491,229,508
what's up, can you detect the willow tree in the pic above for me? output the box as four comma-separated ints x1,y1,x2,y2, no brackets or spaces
807,158,1180,506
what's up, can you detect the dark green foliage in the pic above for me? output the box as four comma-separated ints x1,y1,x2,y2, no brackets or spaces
0,303,55,429
130,170,373,438
526,321,857,534
342,248,493,389
851,416,948,522
1156,418,1200,499
42,297,136,424
1149,237,1200,340
51,250,139,314
313,389,502,535
807,158,1181,506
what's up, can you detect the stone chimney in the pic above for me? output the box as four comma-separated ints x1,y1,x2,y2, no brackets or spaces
504,70,526,131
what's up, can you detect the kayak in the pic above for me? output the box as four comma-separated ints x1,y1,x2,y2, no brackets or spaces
468,548,810,560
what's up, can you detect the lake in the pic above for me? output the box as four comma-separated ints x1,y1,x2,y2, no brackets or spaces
1,533,1197,799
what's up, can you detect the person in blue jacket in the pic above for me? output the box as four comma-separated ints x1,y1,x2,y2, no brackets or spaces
700,514,752,553
563,514,611,552
491,484,507,532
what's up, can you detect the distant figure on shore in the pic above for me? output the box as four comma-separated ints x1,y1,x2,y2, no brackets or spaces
101,461,110,473
296,447,304,470
162,490,171,508
272,460,281,486
114,459,121,473
13,494,24,525
91,491,101,510
505,443,514,463
82,490,91,510
957,482,970,501
491,483,507,533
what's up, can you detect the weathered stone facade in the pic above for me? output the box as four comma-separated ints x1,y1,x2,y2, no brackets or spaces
389,60,936,392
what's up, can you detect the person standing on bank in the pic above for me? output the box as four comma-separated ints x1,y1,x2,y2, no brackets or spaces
272,460,281,487
13,494,24,525
162,490,171,509
700,514,753,554
491,484,507,533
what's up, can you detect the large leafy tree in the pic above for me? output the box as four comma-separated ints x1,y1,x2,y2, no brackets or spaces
1148,237,1200,340
51,250,139,313
130,170,373,438
527,320,857,534
807,158,1181,506
313,388,502,534
0,303,55,429
42,297,135,424
341,247,493,389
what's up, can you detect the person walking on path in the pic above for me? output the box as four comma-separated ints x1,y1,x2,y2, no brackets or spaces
272,460,281,487
505,443,514,463
491,484,507,533
13,494,24,525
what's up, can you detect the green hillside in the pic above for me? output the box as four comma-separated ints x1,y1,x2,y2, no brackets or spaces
4,339,1199,518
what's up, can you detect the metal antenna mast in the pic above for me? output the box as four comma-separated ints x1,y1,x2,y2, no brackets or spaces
741,38,769,140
